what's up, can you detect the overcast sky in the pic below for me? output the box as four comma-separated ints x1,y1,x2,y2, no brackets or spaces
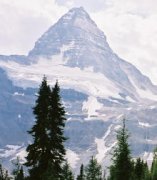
0,0,157,84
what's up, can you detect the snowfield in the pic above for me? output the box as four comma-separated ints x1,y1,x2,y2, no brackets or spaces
0,58,121,99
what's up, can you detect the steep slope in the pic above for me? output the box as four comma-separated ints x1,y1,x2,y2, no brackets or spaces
0,68,35,146
1,7,157,103
26,7,157,102
0,7,156,171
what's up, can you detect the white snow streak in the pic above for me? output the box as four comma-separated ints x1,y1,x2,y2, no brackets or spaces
0,59,120,99
66,149,79,168
95,125,116,163
138,121,151,128
82,96,103,119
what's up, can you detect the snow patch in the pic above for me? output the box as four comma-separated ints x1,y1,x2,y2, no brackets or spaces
138,121,151,128
66,149,79,168
149,105,156,110
143,151,154,167
95,125,116,163
15,148,27,163
74,16,101,36
127,107,132,111
125,96,135,103
13,92,25,96
136,88,157,101
82,96,103,119
114,125,121,131
0,59,121,99
128,75,157,101
0,145,21,158
117,114,124,120
84,66,94,72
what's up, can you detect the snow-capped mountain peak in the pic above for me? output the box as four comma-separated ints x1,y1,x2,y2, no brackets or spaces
0,7,157,171
28,7,106,58
1,7,157,103
61,7,90,21
59,7,100,33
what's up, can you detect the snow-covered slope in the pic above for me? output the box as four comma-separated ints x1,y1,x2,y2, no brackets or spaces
0,7,157,171
1,7,157,103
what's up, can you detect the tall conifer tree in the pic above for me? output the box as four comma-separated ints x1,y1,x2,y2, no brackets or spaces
108,119,133,180
134,158,150,180
25,76,51,180
0,164,11,180
60,161,74,180
151,148,157,180
25,78,67,179
45,81,67,178
16,167,24,180
12,157,24,180
85,156,102,180
77,164,85,180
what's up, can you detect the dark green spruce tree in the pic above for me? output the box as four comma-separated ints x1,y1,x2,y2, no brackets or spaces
60,160,74,180
0,164,10,180
108,119,133,180
133,157,150,180
151,148,157,180
44,81,67,179
143,162,151,180
16,167,24,180
25,78,67,180
77,164,85,180
25,76,51,180
85,156,102,180
12,157,24,180
134,158,144,180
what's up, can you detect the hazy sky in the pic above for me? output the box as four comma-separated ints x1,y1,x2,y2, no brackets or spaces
0,0,157,84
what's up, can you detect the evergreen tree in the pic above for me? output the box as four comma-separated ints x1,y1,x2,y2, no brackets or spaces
25,76,51,180
77,164,85,180
0,164,11,180
134,158,144,180
25,78,67,179
108,119,133,180
102,169,107,180
143,162,151,180
134,158,150,180
151,148,157,180
60,161,74,180
44,81,67,179
16,167,24,180
85,156,102,180
12,157,24,180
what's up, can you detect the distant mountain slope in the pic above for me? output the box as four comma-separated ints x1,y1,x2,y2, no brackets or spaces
0,7,156,171
1,7,157,102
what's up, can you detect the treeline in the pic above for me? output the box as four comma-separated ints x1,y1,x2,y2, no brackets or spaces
0,77,157,180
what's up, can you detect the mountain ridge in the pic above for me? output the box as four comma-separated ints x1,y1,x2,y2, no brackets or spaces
0,7,156,171
1,7,157,102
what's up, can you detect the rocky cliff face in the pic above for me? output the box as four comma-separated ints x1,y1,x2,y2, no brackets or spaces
0,7,156,171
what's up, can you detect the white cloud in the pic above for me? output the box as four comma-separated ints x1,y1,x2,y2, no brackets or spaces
0,0,67,55
0,0,157,85
91,0,157,84
55,0,108,12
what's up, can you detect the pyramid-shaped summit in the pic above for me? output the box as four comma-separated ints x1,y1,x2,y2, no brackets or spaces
28,7,157,102
0,6,157,173
60,7,92,21
28,7,107,59
58,7,98,28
